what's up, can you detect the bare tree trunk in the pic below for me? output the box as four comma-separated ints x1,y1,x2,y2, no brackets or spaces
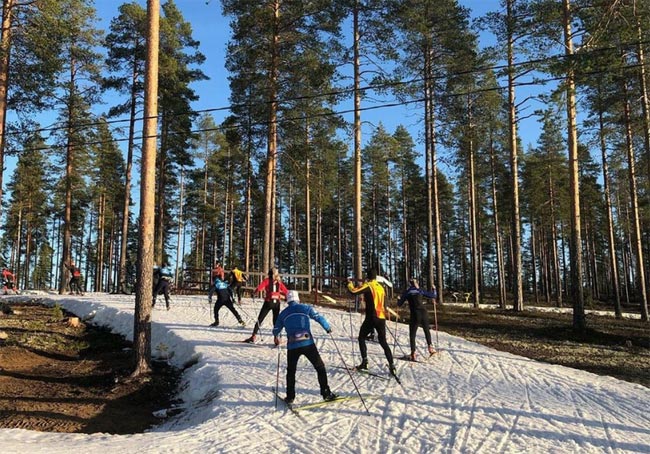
59,60,76,294
262,0,280,273
507,0,523,311
118,75,138,293
0,0,14,221
563,0,586,331
489,133,506,308
353,1,363,282
306,157,312,291
132,0,159,378
597,100,621,317
622,75,649,321
467,95,480,308
96,192,105,292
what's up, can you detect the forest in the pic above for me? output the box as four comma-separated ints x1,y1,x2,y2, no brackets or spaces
0,0,649,336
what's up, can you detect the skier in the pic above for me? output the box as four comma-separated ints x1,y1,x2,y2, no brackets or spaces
347,268,396,376
153,264,173,310
210,277,245,327
65,262,83,295
273,290,337,404
208,261,225,304
243,267,288,343
229,265,247,305
1,268,16,294
397,278,437,361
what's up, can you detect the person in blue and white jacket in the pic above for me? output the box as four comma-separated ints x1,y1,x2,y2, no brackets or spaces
397,278,437,361
273,290,337,405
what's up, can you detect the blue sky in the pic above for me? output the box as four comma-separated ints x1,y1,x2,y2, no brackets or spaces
90,0,542,166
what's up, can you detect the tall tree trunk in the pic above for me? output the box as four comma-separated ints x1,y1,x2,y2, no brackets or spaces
0,0,14,222
507,0,523,311
467,95,480,308
597,96,621,317
306,157,312,291
353,1,363,282
118,76,138,293
133,0,159,378
563,0,586,331
622,75,649,321
489,133,506,308
96,192,105,292
262,0,280,273
59,60,76,294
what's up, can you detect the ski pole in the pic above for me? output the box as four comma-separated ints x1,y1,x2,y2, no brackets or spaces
385,322,409,357
328,332,370,415
274,339,282,410
349,297,355,363
433,300,439,350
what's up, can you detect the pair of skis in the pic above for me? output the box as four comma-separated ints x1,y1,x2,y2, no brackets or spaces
330,364,402,385
273,389,364,418
397,350,438,364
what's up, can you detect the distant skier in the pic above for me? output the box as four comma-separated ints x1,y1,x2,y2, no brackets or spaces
208,261,225,304
347,268,396,376
65,262,83,295
397,278,437,361
229,265,247,305
153,264,173,310
1,268,17,294
273,290,337,404
210,277,245,327
244,267,288,343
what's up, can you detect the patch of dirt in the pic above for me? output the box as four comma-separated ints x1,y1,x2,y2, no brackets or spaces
0,300,181,434
432,304,650,388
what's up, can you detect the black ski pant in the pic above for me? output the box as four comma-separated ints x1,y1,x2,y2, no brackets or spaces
69,277,82,295
214,294,242,324
231,282,244,303
251,300,280,336
409,307,432,354
286,344,330,401
358,317,393,365
153,279,170,308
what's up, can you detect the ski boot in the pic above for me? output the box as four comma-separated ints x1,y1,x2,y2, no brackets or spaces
355,358,368,371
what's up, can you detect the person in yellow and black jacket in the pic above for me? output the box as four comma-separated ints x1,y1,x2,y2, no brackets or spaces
229,265,247,305
347,268,396,376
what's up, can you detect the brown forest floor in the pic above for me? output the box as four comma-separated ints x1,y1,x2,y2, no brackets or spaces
0,297,648,434
0,301,181,434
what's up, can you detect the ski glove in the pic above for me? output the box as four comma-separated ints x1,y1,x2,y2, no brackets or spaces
326,328,332,334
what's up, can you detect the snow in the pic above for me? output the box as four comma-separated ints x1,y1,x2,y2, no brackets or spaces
1,292,649,454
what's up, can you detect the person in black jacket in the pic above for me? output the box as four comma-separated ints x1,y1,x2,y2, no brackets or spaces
397,278,437,361
210,278,245,327
153,265,173,310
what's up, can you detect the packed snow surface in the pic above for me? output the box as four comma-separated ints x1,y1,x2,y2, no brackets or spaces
1,293,648,454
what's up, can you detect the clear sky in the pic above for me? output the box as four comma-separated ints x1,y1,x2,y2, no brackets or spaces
90,0,538,168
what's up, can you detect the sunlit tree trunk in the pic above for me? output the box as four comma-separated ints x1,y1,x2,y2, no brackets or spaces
0,0,14,221
507,0,523,311
133,0,159,377
562,0,585,331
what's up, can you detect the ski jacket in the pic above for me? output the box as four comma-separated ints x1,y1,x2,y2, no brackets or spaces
347,279,386,320
230,268,246,284
273,301,330,350
214,278,229,290
255,278,288,303
397,286,437,312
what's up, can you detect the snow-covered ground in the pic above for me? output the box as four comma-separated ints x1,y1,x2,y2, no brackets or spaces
1,292,649,454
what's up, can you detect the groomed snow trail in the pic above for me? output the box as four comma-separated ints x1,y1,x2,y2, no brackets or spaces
0,293,648,454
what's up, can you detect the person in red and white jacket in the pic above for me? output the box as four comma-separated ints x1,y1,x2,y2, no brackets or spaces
243,267,288,343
